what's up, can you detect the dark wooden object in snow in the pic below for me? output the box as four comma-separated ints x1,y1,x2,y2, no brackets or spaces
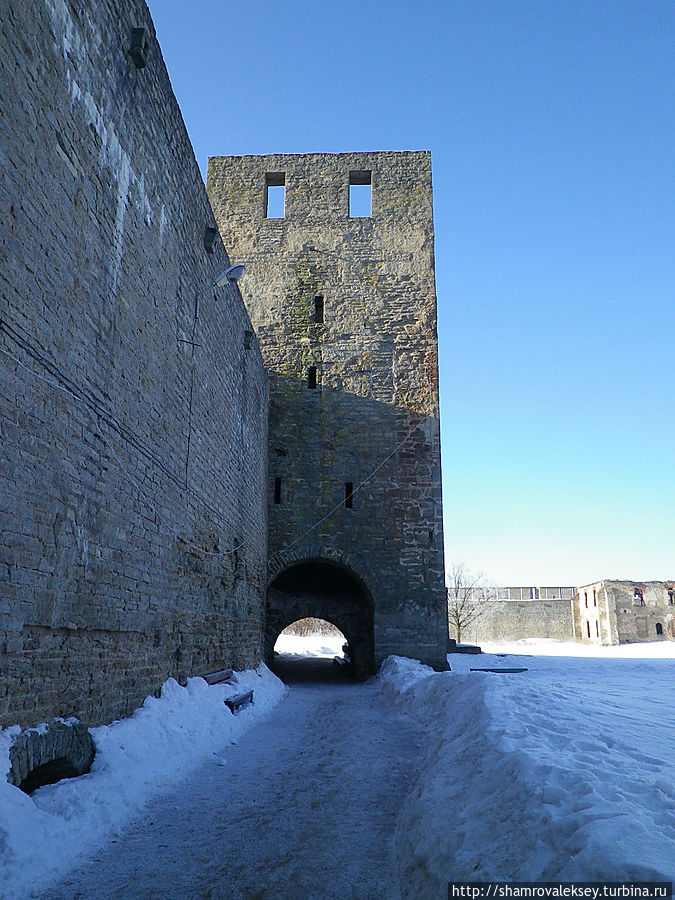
225,690,254,714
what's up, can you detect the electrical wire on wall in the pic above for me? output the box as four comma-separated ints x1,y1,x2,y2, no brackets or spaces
277,415,427,556
1,311,428,565
0,315,259,559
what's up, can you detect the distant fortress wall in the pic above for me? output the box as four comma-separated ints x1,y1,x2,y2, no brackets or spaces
460,598,575,644
459,581,675,645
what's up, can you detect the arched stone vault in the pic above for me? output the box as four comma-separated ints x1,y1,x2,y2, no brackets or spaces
266,557,375,679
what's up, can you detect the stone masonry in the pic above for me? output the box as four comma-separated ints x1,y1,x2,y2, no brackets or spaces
459,598,574,644
457,581,675,646
207,152,448,672
573,580,675,644
0,0,268,730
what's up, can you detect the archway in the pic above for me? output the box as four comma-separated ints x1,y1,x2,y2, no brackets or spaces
266,559,375,680
275,618,346,659
656,622,663,636
272,618,349,682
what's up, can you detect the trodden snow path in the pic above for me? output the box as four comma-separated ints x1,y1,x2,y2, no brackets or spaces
43,669,425,900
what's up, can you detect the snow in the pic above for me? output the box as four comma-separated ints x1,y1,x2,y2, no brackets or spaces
42,674,423,900
479,637,675,659
0,665,287,900
2,640,674,898
380,641,675,898
274,631,345,659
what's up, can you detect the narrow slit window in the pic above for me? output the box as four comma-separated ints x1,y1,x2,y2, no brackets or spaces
349,170,371,218
265,173,285,218
584,592,588,608
586,621,591,638
274,477,281,505
593,589,597,607
308,366,317,389
314,295,324,324
595,620,599,637
345,482,354,509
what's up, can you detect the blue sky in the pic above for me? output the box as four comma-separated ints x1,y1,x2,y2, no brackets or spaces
148,0,674,586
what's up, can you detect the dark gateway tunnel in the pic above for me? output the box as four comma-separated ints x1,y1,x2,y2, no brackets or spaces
265,559,375,680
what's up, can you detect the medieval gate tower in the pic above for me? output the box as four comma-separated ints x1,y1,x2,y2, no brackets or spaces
206,152,448,674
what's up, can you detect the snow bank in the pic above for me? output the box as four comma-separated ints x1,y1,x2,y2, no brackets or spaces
0,664,287,899
379,648,675,898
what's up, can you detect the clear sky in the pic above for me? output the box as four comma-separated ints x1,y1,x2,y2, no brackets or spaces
148,0,674,587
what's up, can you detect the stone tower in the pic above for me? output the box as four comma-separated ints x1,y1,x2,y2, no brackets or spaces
206,151,447,674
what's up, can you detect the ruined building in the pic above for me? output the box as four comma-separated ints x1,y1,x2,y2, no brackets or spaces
573,580,675,644
0,0,448,750
207,153,447,676
455,580,675,645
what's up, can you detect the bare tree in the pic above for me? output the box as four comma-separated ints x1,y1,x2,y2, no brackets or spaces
447,562,492,644
283,617,343,638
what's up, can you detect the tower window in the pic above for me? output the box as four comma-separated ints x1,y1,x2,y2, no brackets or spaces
586,621,591,638
349,170,371,218
634,587,644,605
584,592,588,608
595,620,599,637
593,589,597,607
308,366,317,389
265,173,285,218
274,477,281,505
345,482,354,509
314,296,324,324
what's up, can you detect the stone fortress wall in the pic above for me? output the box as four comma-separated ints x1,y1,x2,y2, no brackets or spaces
206,152,448,671
1,0,670,758
460,581,675,646
0,0,269,729
461,598,574,644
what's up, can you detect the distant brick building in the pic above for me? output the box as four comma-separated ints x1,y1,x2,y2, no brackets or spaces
207,152,448,674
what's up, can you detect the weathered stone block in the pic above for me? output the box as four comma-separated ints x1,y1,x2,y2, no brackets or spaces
7,721,95,792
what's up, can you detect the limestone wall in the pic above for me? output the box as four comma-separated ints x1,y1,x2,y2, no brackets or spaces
0,0,268,727
207,152,448,668
575,581,675,643
459,600,574,644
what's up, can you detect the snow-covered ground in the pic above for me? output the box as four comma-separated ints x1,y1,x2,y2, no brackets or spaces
0,666,287,900
274,631,345,660
480,637,675,659
41,674,423,900
381,640,675,897
1,639,674,899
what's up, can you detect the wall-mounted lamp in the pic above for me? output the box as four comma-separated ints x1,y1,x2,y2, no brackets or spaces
214,264,246,286
193,265,246,320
